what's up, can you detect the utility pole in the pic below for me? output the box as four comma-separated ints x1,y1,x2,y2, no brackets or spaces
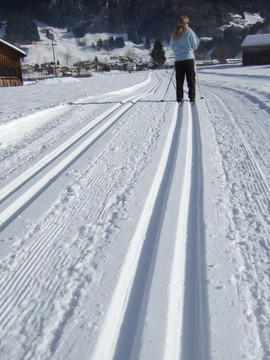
51,38,57,76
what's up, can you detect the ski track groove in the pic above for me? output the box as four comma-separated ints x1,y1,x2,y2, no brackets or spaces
163,102,193,360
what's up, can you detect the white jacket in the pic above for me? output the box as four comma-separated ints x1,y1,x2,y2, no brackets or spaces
170,28,199,61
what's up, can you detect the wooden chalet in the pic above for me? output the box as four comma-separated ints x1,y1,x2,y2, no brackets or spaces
0,39,26,87
241,33,270,66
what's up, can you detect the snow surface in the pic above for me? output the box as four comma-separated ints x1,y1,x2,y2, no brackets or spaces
241,33,270,47
0,64,270,360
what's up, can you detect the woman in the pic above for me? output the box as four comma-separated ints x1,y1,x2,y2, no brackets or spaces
170,16,199,104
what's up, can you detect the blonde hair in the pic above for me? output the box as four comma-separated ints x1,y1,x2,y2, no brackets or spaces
172,16,189,41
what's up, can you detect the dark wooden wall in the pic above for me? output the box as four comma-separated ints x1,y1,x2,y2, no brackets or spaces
0,43,24,86
243,46,270,66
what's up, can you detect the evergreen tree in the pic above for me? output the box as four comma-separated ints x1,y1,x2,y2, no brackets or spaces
96,39,103,50
108,36,115,49
115,36,125,48
150,40,166,68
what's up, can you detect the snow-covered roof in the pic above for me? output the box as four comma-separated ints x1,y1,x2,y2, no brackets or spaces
241,33,270,48
0,38,26,56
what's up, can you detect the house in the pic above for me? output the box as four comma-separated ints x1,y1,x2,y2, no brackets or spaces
0,39,26,86
241,33,270,65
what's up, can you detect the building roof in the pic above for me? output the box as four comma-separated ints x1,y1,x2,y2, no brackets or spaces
241,33,270,48
0,38,26,57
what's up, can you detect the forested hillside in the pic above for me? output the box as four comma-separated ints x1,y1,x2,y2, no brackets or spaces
0,0,270,58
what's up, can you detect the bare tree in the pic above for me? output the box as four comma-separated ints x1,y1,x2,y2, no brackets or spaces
64,48,72,67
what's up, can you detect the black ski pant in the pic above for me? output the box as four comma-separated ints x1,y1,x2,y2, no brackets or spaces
175,59,196,102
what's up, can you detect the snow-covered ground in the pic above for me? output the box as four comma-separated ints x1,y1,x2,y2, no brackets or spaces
20,22,157,68
0,64,269,360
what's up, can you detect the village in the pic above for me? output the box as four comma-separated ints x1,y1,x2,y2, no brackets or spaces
0,30,270,86
21,55,151,81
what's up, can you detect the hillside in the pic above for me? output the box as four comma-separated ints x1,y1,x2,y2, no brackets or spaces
0,0,270,55
1,0,270,38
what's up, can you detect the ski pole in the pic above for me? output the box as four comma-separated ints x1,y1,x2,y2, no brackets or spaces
195,61,204,99
161,68,175,102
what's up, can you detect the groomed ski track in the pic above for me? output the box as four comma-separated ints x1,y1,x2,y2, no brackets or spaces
0,77,160,229
92,100,208,360
0,72,209,360
1,66,269,360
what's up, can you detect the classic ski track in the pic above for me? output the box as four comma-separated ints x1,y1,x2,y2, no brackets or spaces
0,77,161,231
0,74,207,360
202,86,270,357
0,75,161,202
92,101,207,360
0,77,162,318
0,74,170,358
0,75,156,180
163,103,193,360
